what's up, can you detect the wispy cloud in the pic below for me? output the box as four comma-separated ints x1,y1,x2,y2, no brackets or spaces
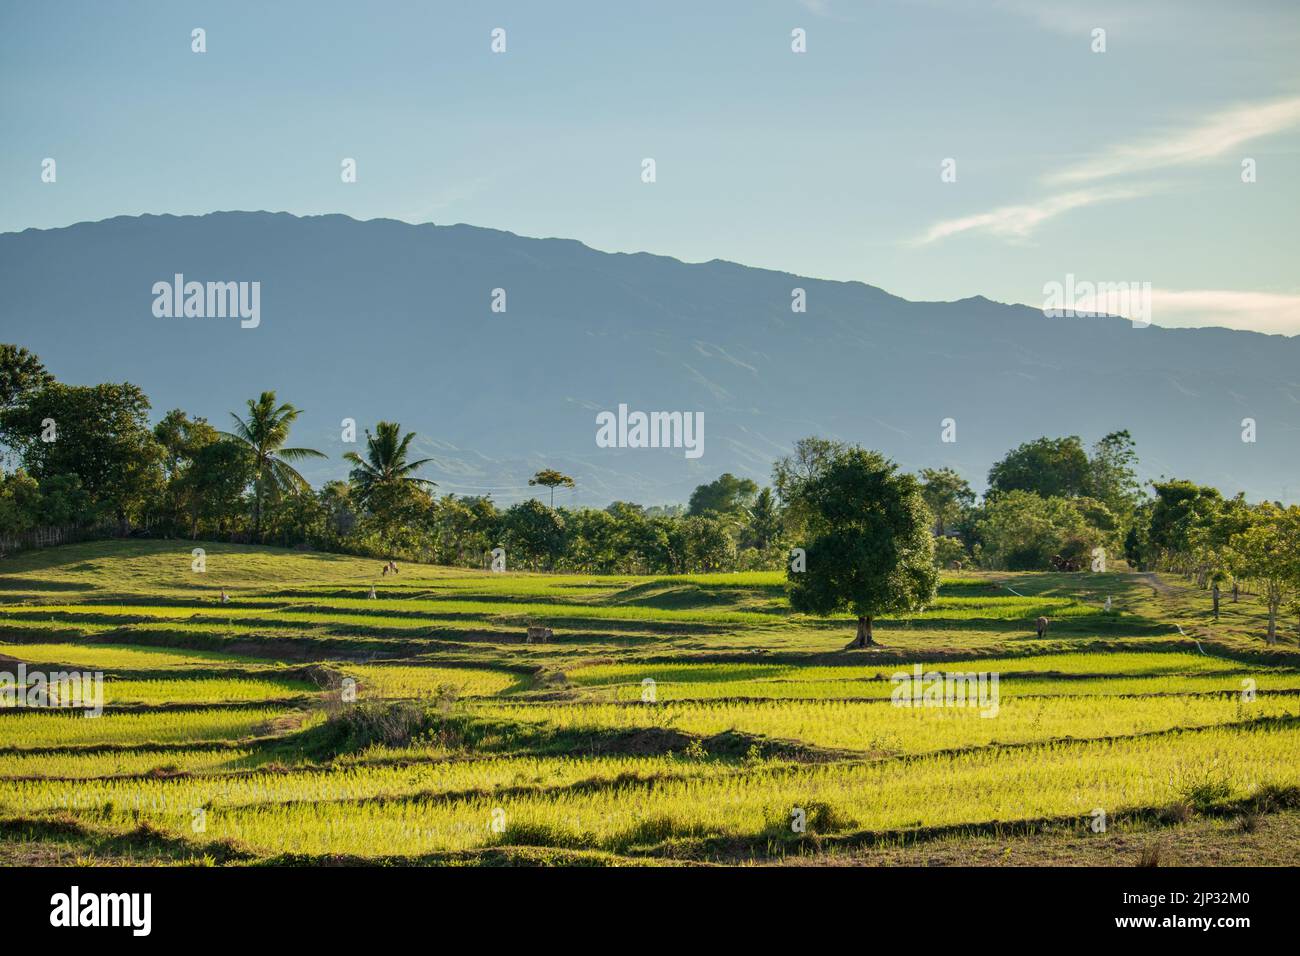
1150,288,1300,335
1048,96,1300,185
912,187,1142,245
914,94,1300,245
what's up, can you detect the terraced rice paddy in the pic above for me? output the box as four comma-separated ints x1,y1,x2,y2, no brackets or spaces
0,706,309,749
1,539,1298,866
341,664,527,699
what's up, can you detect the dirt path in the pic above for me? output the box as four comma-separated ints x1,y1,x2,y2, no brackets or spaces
1139,571,1179,595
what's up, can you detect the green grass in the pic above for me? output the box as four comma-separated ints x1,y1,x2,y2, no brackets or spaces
341,664,528,699
143,723,1300,858
2,538,1298,866
0,706,313,749
0,752,750,820
0,747,262,778
566,651,1270,687
476,694,1298,756
94,677,314,705
0,641,271,669
586,673,1300,702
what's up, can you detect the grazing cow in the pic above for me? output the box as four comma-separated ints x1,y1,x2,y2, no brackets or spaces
1035,616,1049,639
526,626,553,644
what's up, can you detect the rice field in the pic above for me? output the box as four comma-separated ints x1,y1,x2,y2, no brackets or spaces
567,651,1262,685
107,723,1300,859
0,642,272,669
341,664,526,699
1,539,1297,866
0,747,262,779
476,695,1298,755
0,706,310,749
580,672,1300,701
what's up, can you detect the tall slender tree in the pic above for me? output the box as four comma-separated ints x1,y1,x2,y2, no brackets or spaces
221,391,324,539
528,468,575,508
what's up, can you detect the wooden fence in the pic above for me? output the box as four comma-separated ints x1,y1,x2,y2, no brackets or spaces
0,523,119,558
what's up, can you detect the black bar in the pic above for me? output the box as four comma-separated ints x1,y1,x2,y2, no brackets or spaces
4,866,1275,941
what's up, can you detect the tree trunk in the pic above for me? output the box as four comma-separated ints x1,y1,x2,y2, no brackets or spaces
1211,584,1220,621
854,615,875,648
253,484,263,541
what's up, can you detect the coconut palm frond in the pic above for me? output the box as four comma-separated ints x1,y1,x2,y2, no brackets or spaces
345,421,436,504
278,446,328,462
270,457,311,493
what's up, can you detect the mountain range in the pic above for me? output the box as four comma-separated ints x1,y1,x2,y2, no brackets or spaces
2,211,1297,506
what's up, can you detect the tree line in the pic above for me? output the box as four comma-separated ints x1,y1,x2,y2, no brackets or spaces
1,343,1297,642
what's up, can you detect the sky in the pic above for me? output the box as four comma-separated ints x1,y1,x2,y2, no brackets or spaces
3,0,1299,333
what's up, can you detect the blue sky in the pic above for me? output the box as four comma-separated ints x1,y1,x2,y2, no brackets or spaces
3,0,1298,332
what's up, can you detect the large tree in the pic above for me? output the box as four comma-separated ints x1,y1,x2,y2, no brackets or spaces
0,381,163,531
1085,429,1142,520
0,344,54,411
974,490,1110,570
181,439,254,538
501,498,567,570
667,514,735,573
562,506,619,572
1186,493,1250,615
987,436,1090,500
772,436,847,535
221,391,324,539
918,467,975,536
433,494,499,566
1227,503,1300,644
153,409,220,535
743,486,782,551
605,502,671,574
0,470,42,537
786,445,938,647
688,472,758,517
1144,479,1222,573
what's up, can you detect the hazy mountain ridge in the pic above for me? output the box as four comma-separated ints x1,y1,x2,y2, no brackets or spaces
2,211,1297,505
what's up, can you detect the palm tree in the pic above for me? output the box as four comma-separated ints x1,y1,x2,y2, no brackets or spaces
343,421,435,507
221,391,325,539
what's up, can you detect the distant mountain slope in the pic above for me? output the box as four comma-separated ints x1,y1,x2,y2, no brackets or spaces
2,212,1297,505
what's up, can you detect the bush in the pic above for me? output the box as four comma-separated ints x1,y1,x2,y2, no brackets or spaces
296,700,434,759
